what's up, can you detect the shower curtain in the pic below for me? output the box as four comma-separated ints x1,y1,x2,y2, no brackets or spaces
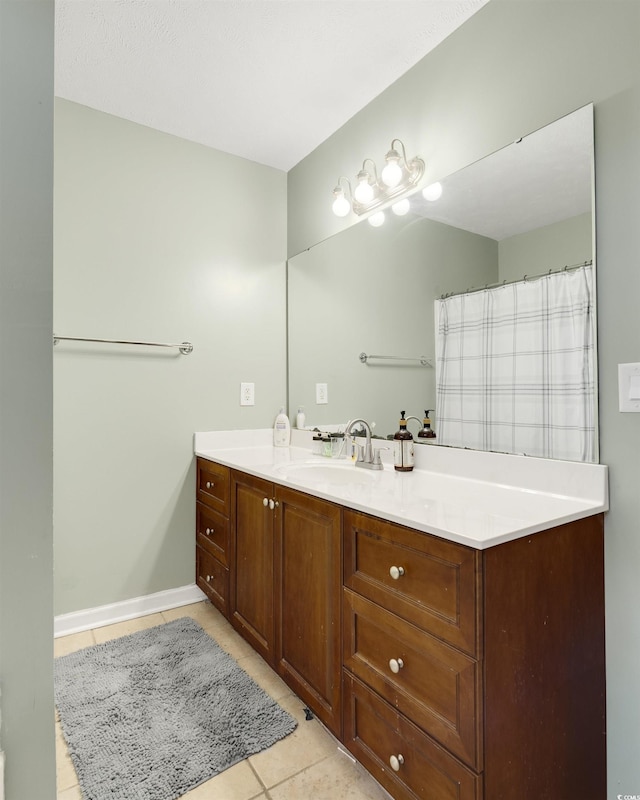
435,265,595,462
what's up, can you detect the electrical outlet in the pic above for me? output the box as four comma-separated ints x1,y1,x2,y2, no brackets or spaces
316,383,328,404
240,382,255,406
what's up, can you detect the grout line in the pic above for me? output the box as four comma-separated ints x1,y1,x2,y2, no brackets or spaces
248,759,268,793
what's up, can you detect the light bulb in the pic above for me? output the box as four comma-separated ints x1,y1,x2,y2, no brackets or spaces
368,211,385,227
392,198,411,216
332,189,351,217
354,171,375,204
381,152,402,188
422,181,443,202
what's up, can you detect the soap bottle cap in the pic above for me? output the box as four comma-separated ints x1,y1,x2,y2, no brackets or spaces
394,411,413,440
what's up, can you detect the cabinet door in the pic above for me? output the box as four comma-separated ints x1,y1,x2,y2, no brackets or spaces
230,471,276,666
275,486,342,737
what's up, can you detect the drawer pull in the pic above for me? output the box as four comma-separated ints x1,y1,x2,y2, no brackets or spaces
205,527,214,536
205,481,214,489
389,754,404,772
206,575,211,582
389,565,405,580
269,498,275,510
263,497,269,507
389,658,404,674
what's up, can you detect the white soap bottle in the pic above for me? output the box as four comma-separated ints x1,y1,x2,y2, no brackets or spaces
296,406,305,429
273,407,291,447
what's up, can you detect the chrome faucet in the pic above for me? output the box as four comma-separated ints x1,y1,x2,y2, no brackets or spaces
344,418,384,470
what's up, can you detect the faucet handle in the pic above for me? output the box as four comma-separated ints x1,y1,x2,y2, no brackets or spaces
372,446,389,466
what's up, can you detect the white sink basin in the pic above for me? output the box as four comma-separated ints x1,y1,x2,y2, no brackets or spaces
274,462,377,485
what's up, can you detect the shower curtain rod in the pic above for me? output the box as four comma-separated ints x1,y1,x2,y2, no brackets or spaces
440,259,593,300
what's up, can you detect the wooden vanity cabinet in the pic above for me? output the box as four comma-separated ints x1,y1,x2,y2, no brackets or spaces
195,458,230,614
228,470,343,737
197,459,605,800
342,509,606,800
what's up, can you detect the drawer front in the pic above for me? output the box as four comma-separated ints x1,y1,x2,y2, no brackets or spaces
344,590,481,769
196,502,229,565
343,672,482,800
196,458,230,515
344,510,481,656
196,544,229,616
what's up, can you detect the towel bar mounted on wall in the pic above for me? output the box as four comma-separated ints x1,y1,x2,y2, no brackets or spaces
359,352,432,367
53,335,194,355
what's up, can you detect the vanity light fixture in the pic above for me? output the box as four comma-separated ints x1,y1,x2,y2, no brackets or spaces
331,139,425,221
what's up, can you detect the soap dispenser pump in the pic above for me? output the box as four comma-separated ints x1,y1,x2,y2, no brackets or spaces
418,410,437,442
393,411,414,472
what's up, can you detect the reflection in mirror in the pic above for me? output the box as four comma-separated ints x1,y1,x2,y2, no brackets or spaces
288,104,595,460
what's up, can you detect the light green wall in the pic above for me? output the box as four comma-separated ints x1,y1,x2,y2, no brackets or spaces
0,0,56,798
498,212,592,282
53,100,287,614
288,1,640,794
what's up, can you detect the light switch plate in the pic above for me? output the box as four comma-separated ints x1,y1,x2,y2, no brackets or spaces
618,363,640,412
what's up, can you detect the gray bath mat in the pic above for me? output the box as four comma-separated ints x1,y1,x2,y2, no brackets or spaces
54,616,297,800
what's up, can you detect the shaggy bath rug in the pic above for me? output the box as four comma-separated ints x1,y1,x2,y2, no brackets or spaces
54,616,297,800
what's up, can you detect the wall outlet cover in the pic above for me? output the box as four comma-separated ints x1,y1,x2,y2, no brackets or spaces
316,383,328,404
240,382,255,406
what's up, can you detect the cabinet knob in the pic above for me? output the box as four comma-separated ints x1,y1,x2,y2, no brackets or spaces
205,481,214,489
389,658,404,674
269,498,275,510
206,575,211,582
389,754,404,772
205,527,214,536
389,565,405,580
263,497,269,507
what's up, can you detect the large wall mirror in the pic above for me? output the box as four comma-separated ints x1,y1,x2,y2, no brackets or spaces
287,104,596,461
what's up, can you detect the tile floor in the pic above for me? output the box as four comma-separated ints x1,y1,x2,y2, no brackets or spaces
54,600,391,800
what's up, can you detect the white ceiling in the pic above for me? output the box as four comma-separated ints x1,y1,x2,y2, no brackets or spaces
54,0,489,172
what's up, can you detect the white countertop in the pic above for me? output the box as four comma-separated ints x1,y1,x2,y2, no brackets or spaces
194,429,608,550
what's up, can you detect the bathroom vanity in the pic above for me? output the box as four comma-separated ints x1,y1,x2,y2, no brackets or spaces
194,429,608,800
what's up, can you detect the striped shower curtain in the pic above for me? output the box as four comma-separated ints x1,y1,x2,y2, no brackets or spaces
434,265,595,462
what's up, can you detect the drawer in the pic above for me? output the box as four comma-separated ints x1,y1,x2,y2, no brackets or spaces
343,672,482,800
344,590,481,769
196,458,230,515
196,502,229,565
344,510,481,656
196,544,229,616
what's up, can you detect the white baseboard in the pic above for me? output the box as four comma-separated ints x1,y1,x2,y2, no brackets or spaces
54,584,207,638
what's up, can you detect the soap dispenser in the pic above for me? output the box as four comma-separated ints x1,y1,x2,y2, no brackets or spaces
393,411,414,472
417,410,437,442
